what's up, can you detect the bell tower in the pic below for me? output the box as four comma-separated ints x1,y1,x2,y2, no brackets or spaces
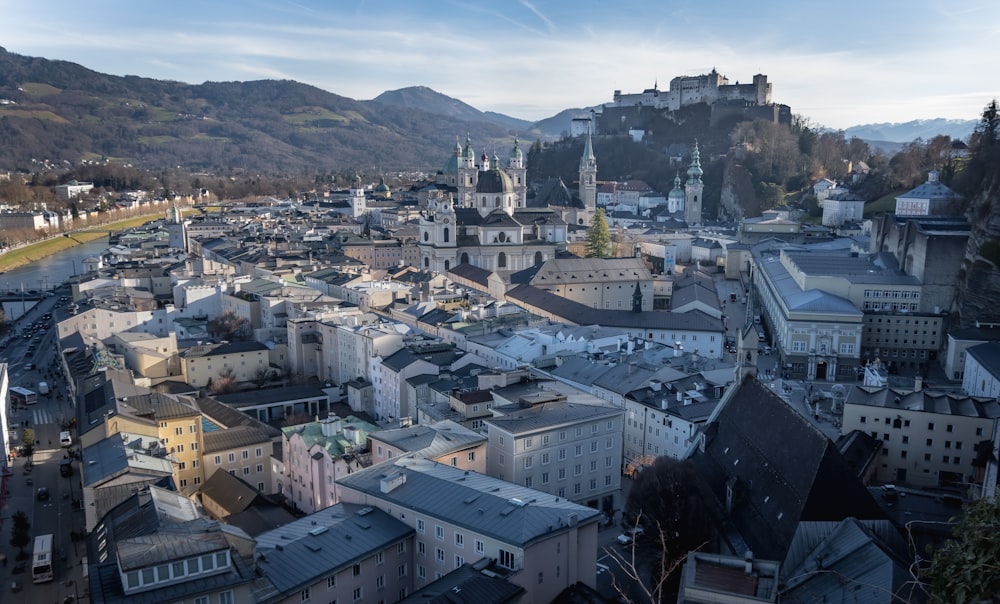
684,141,704,226
579,129,598,220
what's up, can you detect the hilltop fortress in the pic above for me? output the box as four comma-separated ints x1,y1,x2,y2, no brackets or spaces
612,69,771,111
594,68,791,135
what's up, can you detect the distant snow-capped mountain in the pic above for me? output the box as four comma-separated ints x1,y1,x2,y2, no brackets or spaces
841,118,977,143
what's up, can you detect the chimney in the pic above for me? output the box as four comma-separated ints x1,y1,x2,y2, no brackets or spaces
744,550,754,575
650,380,662,392
914,376,923,392
320,415,342,436
380,472,406,493
674,342,683,357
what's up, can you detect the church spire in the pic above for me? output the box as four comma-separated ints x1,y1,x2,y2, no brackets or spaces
686,140,703,185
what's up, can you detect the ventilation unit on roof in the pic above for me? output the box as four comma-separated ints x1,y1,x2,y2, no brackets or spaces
309,526,328,536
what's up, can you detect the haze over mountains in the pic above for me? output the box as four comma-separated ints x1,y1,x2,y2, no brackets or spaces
0,46,977,174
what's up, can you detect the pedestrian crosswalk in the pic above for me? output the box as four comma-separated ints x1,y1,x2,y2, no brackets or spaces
31,407,57,426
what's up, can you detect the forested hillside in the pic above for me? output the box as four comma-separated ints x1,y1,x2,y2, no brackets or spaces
0,47,517,174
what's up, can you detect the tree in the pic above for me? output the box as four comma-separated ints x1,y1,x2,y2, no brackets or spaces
623,457,718,589
208,310,251,341
10,510,31,556
208,368,240,394
585,208,611,258
923,496,1000,603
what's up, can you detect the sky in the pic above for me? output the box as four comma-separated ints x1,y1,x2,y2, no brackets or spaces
2,0,998,130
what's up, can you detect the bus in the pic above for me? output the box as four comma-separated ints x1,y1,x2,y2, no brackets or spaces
10,386,38,406
31,533,54,583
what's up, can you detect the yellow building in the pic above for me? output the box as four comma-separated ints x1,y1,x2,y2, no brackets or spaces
104,392,206,491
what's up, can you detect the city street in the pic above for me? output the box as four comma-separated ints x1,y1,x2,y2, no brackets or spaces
712,273,844,441
1,285,87,603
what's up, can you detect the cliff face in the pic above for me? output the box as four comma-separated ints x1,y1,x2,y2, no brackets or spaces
955,183,1000,327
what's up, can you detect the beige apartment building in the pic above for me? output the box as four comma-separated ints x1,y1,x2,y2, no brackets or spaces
180,340,270,388
529,257,654,311
841,385,1000,488
369,419,487,473
337,457,602,603
485,399,624,519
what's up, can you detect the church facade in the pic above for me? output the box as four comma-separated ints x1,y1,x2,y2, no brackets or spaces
420,138,568,273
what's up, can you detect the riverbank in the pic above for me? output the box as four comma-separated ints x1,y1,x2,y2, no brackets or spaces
0,214,169,273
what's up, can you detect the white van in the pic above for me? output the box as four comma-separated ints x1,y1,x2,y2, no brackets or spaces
38,381,50,395
59,431,72,447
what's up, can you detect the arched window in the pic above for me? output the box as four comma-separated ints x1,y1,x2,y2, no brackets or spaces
423,231,429,241
534,252,543,265
443,227,449,243
424,257,429,268
460,252,469,264
498,252,507,268
444,260,450,270
495,196,501,207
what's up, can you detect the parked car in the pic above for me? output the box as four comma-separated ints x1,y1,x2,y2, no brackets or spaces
616,527,645,545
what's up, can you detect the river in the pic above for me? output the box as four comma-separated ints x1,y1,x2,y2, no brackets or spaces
1,238,110,321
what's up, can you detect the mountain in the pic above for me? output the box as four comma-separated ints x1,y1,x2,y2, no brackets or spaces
0,47,520,174
373,86,532,132
841,119,978,144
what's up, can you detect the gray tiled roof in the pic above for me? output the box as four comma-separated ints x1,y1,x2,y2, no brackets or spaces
691,376,884,561
337,457,601,546
966,341,1000,380
486,400,621,434
844,385,1000,418
256,503,413,595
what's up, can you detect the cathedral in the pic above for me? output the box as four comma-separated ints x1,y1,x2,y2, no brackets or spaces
419,136,569,273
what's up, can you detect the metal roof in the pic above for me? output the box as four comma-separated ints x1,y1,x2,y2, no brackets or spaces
337,457,601,547
256,503,413,595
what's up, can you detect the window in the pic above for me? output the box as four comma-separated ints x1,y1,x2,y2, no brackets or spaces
214,455,221,465
418,542,425,556
418,565,426,579
353,587,362,602
468,451,476,461
242,450,249,459
455,533,464,547
353,564,361,577
376,552,384,565
256,447,263,457
399,563,407,577
300,588,311,602
475,540,485,555
436,548,445,562
417,519,425,533
327,576,337,589
498,548,516,570
243,467,251,476
524,457,533,469
228,453,235,463
398,542,406,554
219,592,234,604
376,575,385,590
455,555,464,569
176,427,183,435
435,526,444,541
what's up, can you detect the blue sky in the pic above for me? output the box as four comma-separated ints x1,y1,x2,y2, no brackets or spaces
2,0,997,129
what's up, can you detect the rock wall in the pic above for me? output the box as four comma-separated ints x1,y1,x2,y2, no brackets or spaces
955,188,1000,327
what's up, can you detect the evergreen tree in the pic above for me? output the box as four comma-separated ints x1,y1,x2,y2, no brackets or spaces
585,208,611,258
923,496,1000,603
10,510,31,555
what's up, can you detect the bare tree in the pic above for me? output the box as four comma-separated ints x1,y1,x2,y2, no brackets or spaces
208,368,240,394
